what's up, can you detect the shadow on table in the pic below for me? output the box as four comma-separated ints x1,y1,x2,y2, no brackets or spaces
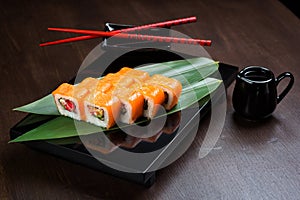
232,112,279,129
230,112,282,147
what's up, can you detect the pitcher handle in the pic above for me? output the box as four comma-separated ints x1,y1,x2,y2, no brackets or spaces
276,72,294,103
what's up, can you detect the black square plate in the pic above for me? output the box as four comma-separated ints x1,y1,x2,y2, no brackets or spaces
10,50,238,187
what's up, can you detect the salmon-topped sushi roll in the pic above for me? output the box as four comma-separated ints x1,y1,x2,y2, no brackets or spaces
139,85,165,119
117,67,150,84
116,67,132,75
95,78,114,94
102,72,134,88
74,77,99,97
125,67,149,80
101,73,119,84
115,76,136,88
52,83,82,120
113,83,144,124
113,68,149,90
146,74,182,110
52,78,99,121
84,89,121,129
74,77,99,120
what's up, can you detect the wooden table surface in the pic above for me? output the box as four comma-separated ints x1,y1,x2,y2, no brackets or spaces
1,0,299,199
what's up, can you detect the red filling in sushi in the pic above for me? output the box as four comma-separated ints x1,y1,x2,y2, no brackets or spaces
58,98,76,113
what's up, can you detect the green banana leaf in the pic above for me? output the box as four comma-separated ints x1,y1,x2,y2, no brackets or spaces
10,57,222,143
10,78,222,143
13,57,218,115
13,94,60,115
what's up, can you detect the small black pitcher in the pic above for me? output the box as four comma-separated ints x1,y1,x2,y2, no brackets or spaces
232,66,294,120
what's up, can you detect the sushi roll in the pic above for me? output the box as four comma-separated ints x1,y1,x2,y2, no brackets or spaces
95,78,114,94
112,68,151,124
74,77,99,98
74,77,99,121
115,76,136,88
52,83,81,120
52,78,99,121
113,84,144,124
52,67,182,129
139,85,165,119
84,89,121,129
101,73,120,85
123,67,149,82
146,74,182,110
116,67,150,85
116,67,132,75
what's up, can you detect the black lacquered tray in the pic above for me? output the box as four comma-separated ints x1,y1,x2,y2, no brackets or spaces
10,50,238,187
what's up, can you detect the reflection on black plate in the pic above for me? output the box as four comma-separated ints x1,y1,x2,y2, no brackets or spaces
84,112,181,154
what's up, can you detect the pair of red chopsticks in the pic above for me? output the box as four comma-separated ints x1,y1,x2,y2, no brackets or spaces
40,16,212,47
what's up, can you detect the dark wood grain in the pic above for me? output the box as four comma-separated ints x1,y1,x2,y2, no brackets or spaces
1,0,300,199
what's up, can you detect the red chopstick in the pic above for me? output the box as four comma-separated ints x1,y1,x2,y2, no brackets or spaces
42,27,211,46
40,16,199,46
39,35,99,46
109,16,197,33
